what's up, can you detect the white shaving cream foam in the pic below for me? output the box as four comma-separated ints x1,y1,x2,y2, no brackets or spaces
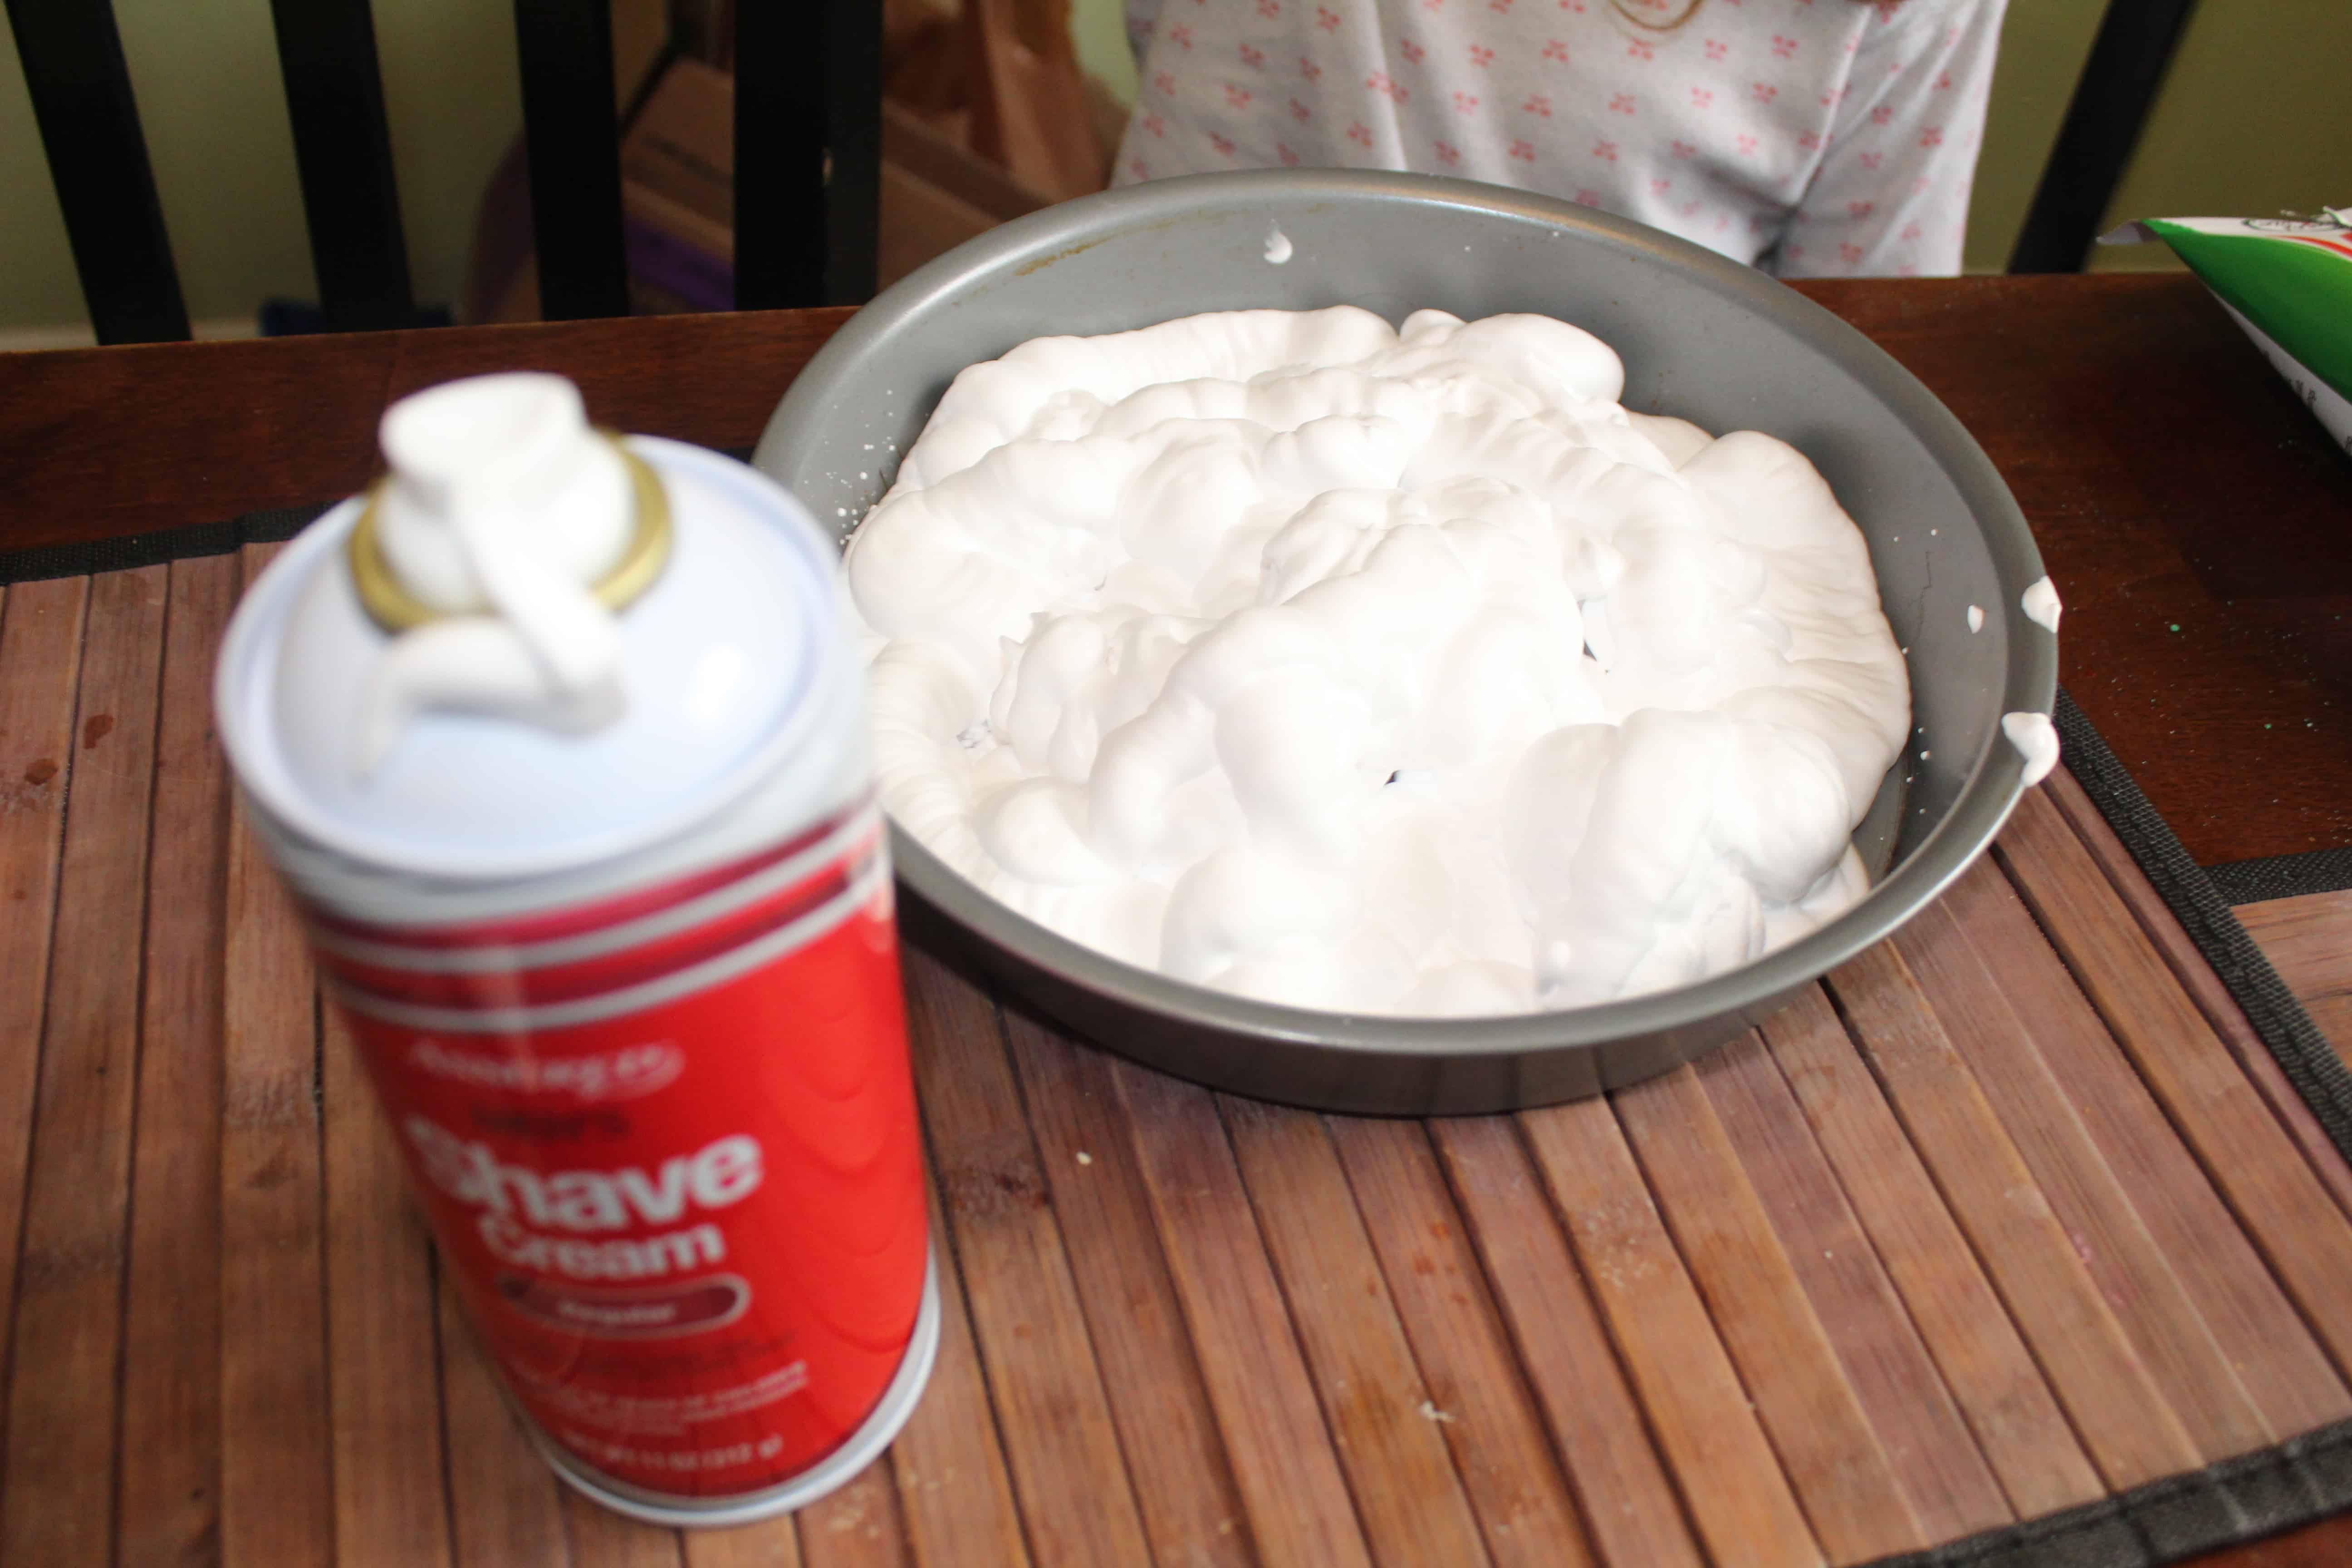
847,308,1912,1014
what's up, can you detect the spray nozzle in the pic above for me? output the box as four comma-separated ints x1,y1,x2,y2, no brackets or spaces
351,373,664,775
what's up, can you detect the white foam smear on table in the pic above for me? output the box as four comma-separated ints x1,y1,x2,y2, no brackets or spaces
847,307,1912,1015
2022,575,2062,633
1264,226,1294,265
2002,710,2060,787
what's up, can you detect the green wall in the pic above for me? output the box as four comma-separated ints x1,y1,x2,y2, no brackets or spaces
372,0,526,307
1073,0,1139,103
0,18,88,328
113,0,315,318
1959,0,2110,273
0,0,521,332
2091,0,2352,273
5,0,2347,332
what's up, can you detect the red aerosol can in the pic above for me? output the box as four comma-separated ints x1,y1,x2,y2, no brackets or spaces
215,374,936,1526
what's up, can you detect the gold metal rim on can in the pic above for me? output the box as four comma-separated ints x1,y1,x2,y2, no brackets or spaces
346,432,672,634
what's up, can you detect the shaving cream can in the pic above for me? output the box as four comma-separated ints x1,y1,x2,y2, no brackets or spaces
214,376,936,1526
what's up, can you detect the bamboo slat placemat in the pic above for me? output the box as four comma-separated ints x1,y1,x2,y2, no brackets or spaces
4,551,2352,1568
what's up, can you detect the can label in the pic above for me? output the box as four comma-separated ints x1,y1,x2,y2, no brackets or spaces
328,810,930,1500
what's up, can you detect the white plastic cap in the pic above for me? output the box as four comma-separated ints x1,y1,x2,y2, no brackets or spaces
224,437,828,879
357,374,641,771
375,373,632,613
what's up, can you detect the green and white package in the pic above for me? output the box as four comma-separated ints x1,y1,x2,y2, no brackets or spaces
2102,210,2352,456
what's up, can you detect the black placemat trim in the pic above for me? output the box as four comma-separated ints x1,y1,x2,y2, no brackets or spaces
2205,848,2352,907
1853,692,2352,1568
0,504,333,587
1862,1418,2352,1568
2053,687,2352,1165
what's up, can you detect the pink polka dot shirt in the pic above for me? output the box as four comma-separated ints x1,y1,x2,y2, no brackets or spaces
1114,0,2005,276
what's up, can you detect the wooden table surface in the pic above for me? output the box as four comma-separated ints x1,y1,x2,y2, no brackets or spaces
2,274,2349,1568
